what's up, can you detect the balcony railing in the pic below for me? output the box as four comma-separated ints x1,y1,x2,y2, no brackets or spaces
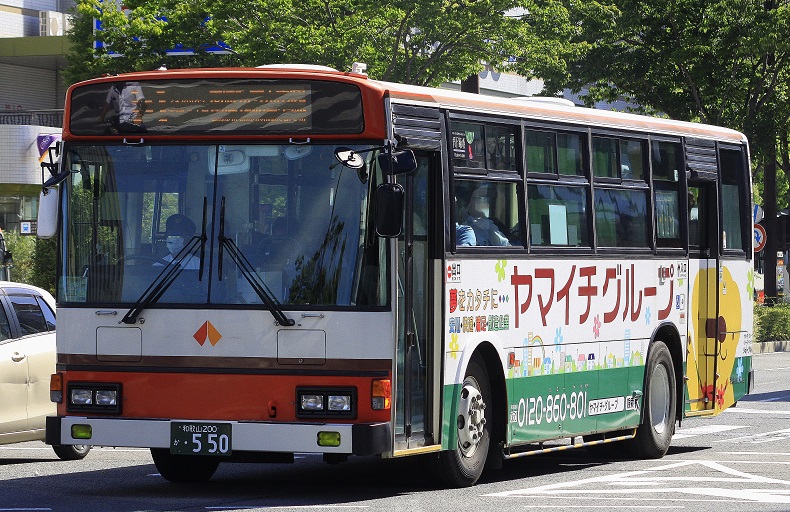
0,110,63,128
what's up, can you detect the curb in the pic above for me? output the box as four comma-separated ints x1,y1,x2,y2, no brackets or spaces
752,341,790,354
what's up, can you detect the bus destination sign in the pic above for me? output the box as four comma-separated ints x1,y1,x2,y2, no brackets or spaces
68,79,364,136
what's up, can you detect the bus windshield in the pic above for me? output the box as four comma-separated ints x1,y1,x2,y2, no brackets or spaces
58,143,388,309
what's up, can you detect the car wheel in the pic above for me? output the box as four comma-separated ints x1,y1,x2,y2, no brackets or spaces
52,444,91,461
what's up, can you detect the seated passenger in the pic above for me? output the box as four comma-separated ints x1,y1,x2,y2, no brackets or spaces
454,194,476,246
466,185,510,246
456,223,476,246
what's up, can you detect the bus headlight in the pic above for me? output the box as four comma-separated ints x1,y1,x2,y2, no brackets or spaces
66,382,122,413
296,388,356,418
70,388,93,405
95,389,118,406
327,395,352,411
301,394,324,411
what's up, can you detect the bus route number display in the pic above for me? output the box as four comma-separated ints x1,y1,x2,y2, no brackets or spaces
170,421,232,456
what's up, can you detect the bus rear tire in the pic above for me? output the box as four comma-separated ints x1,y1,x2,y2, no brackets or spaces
151,448,220,482
630,340,676,458
436,358,491,487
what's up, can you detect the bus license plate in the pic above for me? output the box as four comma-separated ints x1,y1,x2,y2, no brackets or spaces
170,422,232,456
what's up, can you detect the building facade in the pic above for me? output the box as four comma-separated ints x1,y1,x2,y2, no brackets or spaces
0,0,71,233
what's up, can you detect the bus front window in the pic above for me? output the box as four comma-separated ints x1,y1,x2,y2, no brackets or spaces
59,144,388,309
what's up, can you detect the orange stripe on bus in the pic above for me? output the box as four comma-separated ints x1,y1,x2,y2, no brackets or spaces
59,371,391,423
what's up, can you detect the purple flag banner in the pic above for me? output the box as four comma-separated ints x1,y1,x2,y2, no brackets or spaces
37,134,61,162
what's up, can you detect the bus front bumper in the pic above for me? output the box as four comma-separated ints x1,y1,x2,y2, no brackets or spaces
46,416,391,456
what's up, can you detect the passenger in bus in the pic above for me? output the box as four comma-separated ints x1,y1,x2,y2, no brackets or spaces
454,195,477,246
456,223,476,246
465,185,510,246
157,214,199,269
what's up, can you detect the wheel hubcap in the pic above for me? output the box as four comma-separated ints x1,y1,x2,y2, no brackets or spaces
650,363,671,434
457,381,486,457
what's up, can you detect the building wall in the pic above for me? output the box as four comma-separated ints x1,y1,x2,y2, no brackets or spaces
0,63,59,110
0,124,60,230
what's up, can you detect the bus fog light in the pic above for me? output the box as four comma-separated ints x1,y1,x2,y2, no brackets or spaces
317,431,341,447
95,390,117,406
71,424,92,439
301,394,324,411
70,389,93,405
328,395,352,411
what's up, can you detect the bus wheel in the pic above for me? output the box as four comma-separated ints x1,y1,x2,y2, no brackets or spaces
437,358,491,487
52,444,91,461
151,448,220,482
630,340,676,458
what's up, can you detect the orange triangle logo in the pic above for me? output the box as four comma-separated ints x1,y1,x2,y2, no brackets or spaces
194,321,222,346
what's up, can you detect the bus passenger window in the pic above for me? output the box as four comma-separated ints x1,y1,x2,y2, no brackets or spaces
595,188,649,248
720,148,746,251
527,184,589,247
455,180,520,247
652,141,682,248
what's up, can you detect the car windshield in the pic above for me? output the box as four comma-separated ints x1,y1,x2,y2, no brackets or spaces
58,143,389,309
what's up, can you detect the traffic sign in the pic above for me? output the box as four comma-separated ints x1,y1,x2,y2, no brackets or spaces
754,223,767,252
754,204,764,223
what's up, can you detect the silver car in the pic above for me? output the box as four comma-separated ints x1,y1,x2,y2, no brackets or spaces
0,282,90,460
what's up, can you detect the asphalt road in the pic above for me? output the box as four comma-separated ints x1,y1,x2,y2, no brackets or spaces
0,351,788,512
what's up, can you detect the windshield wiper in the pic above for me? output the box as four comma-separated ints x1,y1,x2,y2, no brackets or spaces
215,196,294,326
120,235,203,325
218,234,295,327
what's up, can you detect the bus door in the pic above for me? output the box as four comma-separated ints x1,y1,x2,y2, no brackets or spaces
394,152,438,452
687,178,720,414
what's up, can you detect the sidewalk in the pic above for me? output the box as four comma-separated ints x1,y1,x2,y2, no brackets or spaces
752,340,790,354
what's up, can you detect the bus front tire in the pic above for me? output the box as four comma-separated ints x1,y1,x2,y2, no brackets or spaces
437,358,491,487
630,340,676,458
52,444,91,461
151,448,220,482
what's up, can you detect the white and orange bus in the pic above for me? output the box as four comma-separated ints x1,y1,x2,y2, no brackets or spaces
39,65,754,486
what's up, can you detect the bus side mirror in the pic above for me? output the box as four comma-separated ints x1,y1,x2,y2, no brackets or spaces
375,183,404,238
377,149,417,175
37,187,59,239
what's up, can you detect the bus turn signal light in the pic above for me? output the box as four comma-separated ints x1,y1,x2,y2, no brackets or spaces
371,379,391,410
50,373,63,403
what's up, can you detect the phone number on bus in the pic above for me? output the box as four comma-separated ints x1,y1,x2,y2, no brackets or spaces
510,392,640,427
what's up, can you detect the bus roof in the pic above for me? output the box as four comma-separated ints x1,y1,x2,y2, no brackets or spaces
73,66,747,144
379,80,747,144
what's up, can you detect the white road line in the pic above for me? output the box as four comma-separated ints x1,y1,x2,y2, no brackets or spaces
723,429,790,443
721,408,790,415
486,459,790,503
720,452,790,457
674,424,746,439
522,507,680,509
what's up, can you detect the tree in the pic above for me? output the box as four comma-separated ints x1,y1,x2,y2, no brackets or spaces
67,0,533,87
524,0,790,299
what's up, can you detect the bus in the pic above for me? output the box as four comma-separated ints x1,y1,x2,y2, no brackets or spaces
40,65,754,487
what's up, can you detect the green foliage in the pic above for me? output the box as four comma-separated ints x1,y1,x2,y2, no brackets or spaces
2,232,57,295
754,302,790,342
524,0,790,229
66,0,540,87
